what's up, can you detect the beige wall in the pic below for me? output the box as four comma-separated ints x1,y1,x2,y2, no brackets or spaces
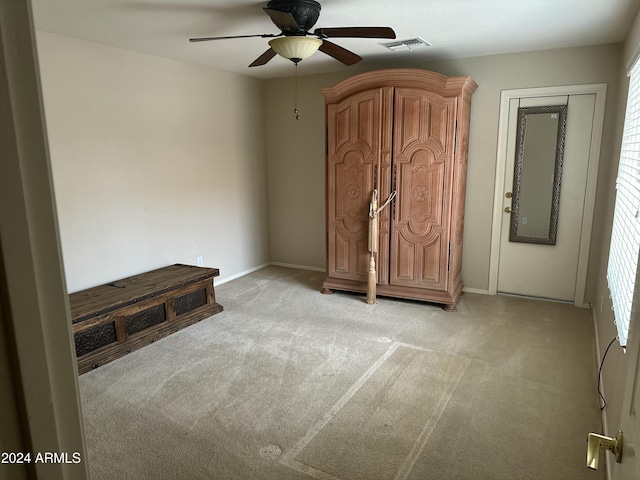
264,44,623,293
36,32,270,292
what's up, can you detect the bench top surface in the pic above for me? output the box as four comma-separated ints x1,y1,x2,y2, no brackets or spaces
69,264,219,323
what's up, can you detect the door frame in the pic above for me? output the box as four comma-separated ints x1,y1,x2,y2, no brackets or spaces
488,84,607,306
0,1,88,478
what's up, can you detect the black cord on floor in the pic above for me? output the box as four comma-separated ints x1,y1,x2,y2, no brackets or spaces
599,336,617,410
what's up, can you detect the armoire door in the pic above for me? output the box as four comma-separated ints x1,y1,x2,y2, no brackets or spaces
325,87,393,283
389,88,457,290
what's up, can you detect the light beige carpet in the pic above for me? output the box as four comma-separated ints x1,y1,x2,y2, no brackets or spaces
78,266,606,480
287,344,471,480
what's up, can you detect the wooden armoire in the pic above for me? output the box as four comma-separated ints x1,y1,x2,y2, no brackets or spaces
320,69,477,311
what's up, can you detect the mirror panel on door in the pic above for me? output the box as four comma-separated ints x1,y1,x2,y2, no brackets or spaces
509,104,567,245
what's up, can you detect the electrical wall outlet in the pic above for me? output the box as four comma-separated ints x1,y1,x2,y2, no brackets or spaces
197,256,203,267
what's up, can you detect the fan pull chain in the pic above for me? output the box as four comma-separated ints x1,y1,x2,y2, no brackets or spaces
293,62,299,120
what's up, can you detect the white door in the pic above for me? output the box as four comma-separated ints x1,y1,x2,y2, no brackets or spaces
611,281,640,479
497,94,595,302
612,338,640,478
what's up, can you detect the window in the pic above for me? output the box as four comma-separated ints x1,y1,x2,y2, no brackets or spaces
607,59,640,348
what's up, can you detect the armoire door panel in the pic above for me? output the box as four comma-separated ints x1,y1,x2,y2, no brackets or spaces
421,238,443,284
335,153,371,230
390,233,444,285
395,94,453,154
334,106,352,152
397,95,422,147
400,152,444,231
427,101,452,153
357,99,377,148
329,151,373,281
333,96,379,153
332,231,351,275
392,229,445,287
355,237,371,277
330,230,371,278
390,89,456,290
395,235,416,280
326,90,383,282
392,235,444,288
392,232,443,286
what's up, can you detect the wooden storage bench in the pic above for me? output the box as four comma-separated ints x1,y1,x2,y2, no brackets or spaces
69,264,223,374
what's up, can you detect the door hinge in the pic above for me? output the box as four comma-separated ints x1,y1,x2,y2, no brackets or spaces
447,243,451,272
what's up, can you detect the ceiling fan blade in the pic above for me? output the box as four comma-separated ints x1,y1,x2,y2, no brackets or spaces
190,33,279,42
263,8,302,33
314,27,396,39
249,48,277,67
319,40,362,66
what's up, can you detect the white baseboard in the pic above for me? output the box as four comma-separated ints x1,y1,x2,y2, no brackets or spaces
217,262,325,285
216,263,271,285
269,262,326,272
462,287,490,295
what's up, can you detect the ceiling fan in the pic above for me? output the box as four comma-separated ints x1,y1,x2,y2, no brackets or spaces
189,0,396,67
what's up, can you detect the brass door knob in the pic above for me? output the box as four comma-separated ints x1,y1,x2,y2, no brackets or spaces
504,206,512,213
587,431,622,470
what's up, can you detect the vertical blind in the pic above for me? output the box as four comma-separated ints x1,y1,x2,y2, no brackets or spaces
607,59,640,348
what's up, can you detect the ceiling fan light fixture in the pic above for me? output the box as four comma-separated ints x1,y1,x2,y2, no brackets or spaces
269,36,323,63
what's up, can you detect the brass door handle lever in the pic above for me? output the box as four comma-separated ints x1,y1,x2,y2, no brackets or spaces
587,431,622,470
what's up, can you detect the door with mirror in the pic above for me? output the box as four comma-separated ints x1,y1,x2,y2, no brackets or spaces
497,94,595,301
508,104,567,245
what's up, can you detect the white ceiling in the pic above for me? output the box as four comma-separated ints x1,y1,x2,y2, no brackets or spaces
31,0,640,80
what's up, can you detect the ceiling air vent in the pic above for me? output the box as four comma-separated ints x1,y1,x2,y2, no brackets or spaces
381,37,431,51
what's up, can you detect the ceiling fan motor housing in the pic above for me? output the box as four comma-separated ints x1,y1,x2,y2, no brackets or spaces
190,0,394,68
266,0,321,34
